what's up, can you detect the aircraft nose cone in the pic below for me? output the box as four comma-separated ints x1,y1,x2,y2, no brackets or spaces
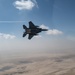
42,29,48,31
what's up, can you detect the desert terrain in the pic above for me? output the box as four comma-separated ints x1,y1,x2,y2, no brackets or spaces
0,52,75,75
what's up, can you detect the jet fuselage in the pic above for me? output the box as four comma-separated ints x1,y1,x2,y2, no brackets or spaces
26,28,42,34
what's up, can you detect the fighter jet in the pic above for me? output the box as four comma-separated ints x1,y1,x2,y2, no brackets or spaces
23,21,48,40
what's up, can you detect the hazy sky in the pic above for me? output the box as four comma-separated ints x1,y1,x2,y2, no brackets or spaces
0,0,75,53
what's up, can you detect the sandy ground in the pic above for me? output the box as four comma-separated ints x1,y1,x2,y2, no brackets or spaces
0,53,75,75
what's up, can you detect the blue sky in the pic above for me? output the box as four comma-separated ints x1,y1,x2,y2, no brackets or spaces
0,0,75,53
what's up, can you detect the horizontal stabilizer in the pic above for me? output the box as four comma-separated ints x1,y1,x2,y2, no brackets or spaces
23,25,27,29
23,32,27,37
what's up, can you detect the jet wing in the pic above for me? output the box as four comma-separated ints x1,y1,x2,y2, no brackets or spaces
28,34,34,39
29,21,36,29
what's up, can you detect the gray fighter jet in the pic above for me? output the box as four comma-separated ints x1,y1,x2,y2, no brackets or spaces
23,21,48,40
